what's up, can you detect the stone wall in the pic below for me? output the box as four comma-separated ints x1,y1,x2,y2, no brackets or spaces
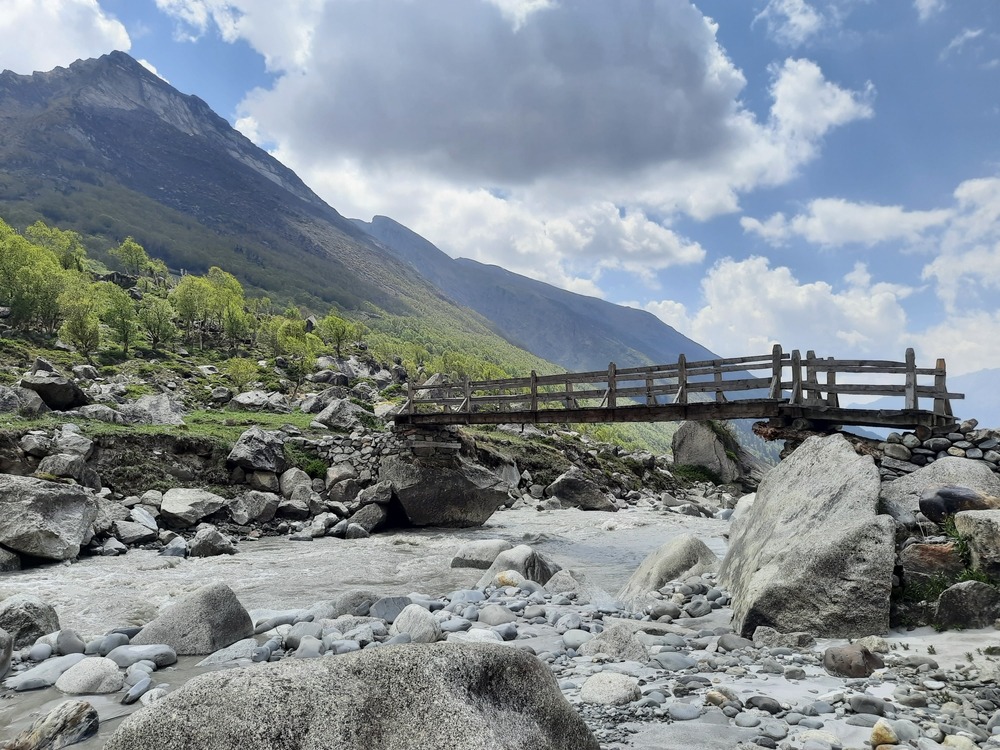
877,419,999,481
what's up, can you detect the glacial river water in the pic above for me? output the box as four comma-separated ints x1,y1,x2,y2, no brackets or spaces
0,506,728,745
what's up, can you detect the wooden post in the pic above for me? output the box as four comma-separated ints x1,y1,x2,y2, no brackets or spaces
904,347,917,410
530,370,538,412
646,375,655,406
769,343,783,399
826,357,839,407
464,377,472,414
934,357,952,416
674,354,688,405
607,362,617,409
790,349,802,404
565,379,577,409
805,350,819,403
714,360,726,403
407,380,415,414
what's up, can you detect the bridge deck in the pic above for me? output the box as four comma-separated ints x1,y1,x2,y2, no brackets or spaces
394,346,962,431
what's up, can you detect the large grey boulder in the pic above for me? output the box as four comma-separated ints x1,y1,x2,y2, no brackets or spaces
0,476,97,560
228,491,280,525
0,386,22,414
160,488,226,527
671,421,740,484
545,466,616,511
103,643,599,750
299,386,350,414
476,544,561,587
313,398,372,431
880,457,1000,527
617,534,719,612
230,390,291,413
0,594,60,649
122,393,186,425
451,539,513,569
130,582,253,655
19,372,89,411
0,700,97,748
719,434,895,638
954,510,1000,579
227,426,286,475
379,455,506,527
188,528,237,557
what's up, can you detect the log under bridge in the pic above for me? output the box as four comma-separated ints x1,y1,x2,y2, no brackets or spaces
394,345,963,431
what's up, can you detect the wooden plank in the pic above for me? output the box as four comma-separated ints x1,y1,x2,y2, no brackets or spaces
904,348,918,410
769,343,783,400
934,358,954,417
607,362,617,409
565,380,578,409
674,354,687,405
805,350,820,402
826,357,839,407
530,371,538,412
791,350,803,405
714,362,726,403
464,378,472,414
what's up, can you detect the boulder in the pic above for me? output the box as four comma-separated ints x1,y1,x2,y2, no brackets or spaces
617,534,719,612
229,491,280,525
0,627,12,678
347,503,387,534
52,426,94,458
580,672,640,705
279,468,312,499
379,455,506,527
879,457,1000,527
188,528,237,557
934,580,1000,630
0,385,22,414
671,421,741,484
160,488,226,526
130,582,253,655
899,542,964,587
451,539,513,569
78,403,128,425
0,476,98,560
389,604,441,643
719,434,895,638
313,398,371,431
0,594,60,649
227,427,286,475
0,700,98,749
103,643,599,750
54,656,124,694
122,393,186,425
113,519,158,546
19,372,89,411
954,510,1000,579
919,485,1000,524
299,386,350,414
230,390,291,413
823,643,884,678
545,466,616,511
476,544,561,587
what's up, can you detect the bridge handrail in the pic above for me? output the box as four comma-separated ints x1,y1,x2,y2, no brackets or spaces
401,345,962,421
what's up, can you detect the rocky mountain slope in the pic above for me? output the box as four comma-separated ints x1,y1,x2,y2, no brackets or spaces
354,215,718,373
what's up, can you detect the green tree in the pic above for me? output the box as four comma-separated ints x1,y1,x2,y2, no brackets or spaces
58,277,102,361
222,302,253,354
276,318,321,396
170,274,213,345
138,295,177,350
109,236,150,277
99,283,139,355
317,312,356,358
24,221,87,271
222,357,259,392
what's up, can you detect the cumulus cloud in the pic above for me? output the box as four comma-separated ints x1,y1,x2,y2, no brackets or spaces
644,257,913,358
754,0,826,47
0,0,130,74
741,198,951,247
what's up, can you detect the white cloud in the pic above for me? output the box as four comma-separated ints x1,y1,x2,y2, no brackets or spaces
754,0,825,47
644,257,913,358
918,311,1000,376
741,198,952,247
941,28,984,60
914,0,946,22
138,59,169,82
0,0,130,74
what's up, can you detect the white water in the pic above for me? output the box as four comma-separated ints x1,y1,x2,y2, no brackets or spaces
0,507,728,744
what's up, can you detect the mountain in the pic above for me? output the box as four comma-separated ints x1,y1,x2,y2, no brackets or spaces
353,215,718,373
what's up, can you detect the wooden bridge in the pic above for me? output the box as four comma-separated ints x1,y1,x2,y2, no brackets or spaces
394,345,963,431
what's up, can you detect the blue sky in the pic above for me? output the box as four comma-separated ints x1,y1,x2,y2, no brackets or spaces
2,0,1000,378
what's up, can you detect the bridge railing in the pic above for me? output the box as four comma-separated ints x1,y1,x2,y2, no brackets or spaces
400,345,961,420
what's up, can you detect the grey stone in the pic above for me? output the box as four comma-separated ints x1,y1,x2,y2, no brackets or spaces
123,393,186,425
616,533,718,612
279,468,312,499
131,582,253,655
879,457,1000,526
129,506,159,532
5,653,86,690
389,604,441,643
103,642,599,750
476,544,561,587
954,510,1000,579
823,643,884,677
545,466,616,511
719,434,894,638
370,596,412,624
451,539,513,569
0,594,60,649
54,656,124,694
227,426,286,474
159,488,226,526
934,580,1000,629
0,476,97,560
671,421,741,484
478,604,516,627
55,629,87,656
0,698,97,747
580,672,640,705
113,519,158,545
188,528,237,557
347,502,387,533
0,628,11,679
580,621,675,662
105,645,177,668
919,485,1000,524
313,398,372,431
228,490,279,525
379,454,507,527
19,372,89,410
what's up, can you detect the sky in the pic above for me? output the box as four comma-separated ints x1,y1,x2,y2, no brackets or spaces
2,0,1000,380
